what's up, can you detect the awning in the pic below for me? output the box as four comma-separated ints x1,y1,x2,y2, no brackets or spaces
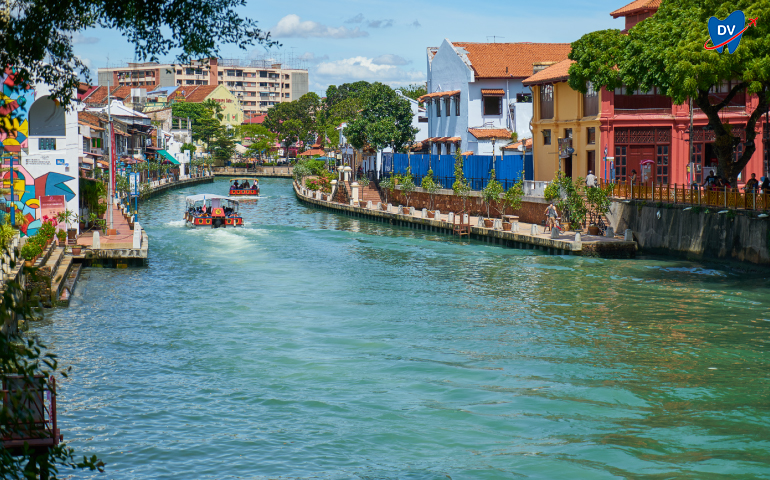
80,157,94,165
158,149,180,165
481,89,505,96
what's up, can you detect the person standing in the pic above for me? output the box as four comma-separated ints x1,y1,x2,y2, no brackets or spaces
545,203,559,233
586,170,597,189
744,173,759,193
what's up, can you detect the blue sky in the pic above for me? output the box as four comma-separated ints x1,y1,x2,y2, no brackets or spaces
72,0,626,94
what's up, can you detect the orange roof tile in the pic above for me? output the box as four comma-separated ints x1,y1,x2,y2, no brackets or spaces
523,59,575,86
461,151,474,156
298,148,326,157
502,138,533,150
468,128,512,140
184,85,219,103
417,90,460,102
452,42,572,78
610,0,660,17
78,111,105,130
481,89,505,96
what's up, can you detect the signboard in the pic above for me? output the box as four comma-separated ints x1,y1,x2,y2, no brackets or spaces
39,195,66,231
110,122,116,199
558,138,573,158
129,172,139,196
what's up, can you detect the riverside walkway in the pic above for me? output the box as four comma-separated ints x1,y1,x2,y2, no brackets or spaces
294,181,637,257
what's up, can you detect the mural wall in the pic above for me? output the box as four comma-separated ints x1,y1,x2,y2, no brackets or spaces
0,68,35,154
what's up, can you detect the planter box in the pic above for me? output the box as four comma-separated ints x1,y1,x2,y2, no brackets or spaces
427,211,435,219
483,219,493,228
502,222,512,231
588,225,600,235
402,207,410,215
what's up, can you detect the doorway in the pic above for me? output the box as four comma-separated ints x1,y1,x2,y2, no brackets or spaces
564,155,573,178
628,145,655,183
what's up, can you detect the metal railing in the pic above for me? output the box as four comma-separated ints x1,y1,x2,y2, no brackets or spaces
1,375,59,450
608,181,770,210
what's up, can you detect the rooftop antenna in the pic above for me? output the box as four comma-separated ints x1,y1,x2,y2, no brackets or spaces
486,36,505,43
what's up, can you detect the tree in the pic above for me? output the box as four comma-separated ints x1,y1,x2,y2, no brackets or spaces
212,128,236,166
396,83,427,102
0,0,276,115
452,150,471,212
264,102,306,160
180,142,197,156
236,124,276,159
399,167,416,207
325,81,371,108
192,100,226,153
481,169,504,218
501,179,525,217
420,169,440,211
568,0,770,184
344,83,417,153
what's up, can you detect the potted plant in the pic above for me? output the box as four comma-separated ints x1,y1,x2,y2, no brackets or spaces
21,241,41,267
71,245,82,255
452,150,471,215
400,167,416,208
56,209,77,241
380,175,396,205
56,229,67,246
481,169,504,228
586,182,614,236
421,169,440,217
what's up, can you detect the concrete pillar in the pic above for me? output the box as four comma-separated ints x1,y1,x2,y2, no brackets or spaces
343,166,352,182
624,229,633,241
421,208,428,218
351,182,359,202
409,206,415,216
530,224,538,236
376,202,382,210
512,221,519,232
434,210,440,221
550,227,559,239
605,226,614,238
463,213,469,224
493,218,502,230
575,232,581,242
447,212,455,223
367,201,373,209
337,165,344,182
93,231,100,250
477,217,485,227
133,224,142,249
386,203,393,213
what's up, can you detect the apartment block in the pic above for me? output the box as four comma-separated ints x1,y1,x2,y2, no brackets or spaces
97,58,309,117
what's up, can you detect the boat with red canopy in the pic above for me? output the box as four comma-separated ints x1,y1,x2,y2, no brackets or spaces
229,178,259,196
184,194,243,228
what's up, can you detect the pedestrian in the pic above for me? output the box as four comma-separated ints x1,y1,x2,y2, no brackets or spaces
761,176,770,194
744,173,759,193
585,170,597,189
544,203,559,233
702,169,717,189
630,169,637,185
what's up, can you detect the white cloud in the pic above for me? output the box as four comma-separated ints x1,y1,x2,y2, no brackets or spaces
410,20,421,27
314,56,424,88
367,19,394,28
345,13,364,24
372,54,409,66
271,14,368,39
72,32,99,44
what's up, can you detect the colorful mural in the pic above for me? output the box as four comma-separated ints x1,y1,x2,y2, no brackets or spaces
0,68,35,155
1,163,75,236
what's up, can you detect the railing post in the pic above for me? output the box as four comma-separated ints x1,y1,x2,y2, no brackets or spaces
724,186,727,208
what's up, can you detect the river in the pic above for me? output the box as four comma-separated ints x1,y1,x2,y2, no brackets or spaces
35,178,770,479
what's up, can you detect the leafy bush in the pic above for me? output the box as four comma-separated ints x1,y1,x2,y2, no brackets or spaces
21,241,41,260
501,179,525,216
420,169,440,210
481,169,504,218
400,167,416,207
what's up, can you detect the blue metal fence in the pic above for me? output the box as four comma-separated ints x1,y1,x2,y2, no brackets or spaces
390,153,532,190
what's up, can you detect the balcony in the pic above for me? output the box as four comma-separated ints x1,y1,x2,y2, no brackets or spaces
615,94,672,111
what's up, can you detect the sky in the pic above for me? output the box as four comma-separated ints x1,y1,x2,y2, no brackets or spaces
72,0,626,95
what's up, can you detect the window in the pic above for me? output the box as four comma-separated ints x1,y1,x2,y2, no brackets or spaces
542,129,551,145
435,99,441,116
445,97,451,116
186,80,195,85
584,81,599,116
483,96,502,116
587,150,596,174
39,138,56,150
455,95,460,115
540,84,554,119
615,145,627,181
260,71,267,78
176,70,182,75
564,128,572,138
284,93,290,98
259,82,268,87
656,145,669,183
587,127,596,144
82,138,89,153
227,70,235,76
516,93,532,103
91,138,102,148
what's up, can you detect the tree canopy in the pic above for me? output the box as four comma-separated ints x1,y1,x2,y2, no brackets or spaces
568,0,770,183
0,0,277,108
396,83,427,102
236,124,276,158
344,83,417,153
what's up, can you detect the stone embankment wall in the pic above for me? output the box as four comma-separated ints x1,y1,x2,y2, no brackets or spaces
609,201,770,265
387,187,549,224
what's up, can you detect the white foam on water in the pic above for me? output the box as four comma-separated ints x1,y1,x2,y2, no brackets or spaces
165,220,186,227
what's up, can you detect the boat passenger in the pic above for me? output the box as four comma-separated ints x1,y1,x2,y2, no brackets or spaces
252,181,258,190
232,181,240,190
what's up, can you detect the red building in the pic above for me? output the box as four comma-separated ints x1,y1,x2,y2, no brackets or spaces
600,0,767,186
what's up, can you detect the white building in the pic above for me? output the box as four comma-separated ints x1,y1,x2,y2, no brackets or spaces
421,40,571,156
19,83,81,235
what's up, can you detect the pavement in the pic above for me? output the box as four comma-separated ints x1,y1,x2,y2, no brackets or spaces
77,204,135,249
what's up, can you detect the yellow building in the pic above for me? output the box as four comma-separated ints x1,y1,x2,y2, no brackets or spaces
523,59,602,181
179,85,244,127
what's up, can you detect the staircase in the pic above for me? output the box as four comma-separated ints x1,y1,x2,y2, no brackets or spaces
360,183,383,204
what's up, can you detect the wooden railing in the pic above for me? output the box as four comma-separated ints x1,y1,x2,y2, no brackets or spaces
607,181,770,210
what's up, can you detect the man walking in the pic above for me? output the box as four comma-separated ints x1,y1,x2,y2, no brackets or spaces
586,170,597,189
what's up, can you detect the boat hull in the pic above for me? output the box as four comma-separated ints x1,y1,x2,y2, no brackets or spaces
229,188,259,196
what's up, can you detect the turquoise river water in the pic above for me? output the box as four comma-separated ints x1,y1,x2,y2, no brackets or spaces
36,178,769,479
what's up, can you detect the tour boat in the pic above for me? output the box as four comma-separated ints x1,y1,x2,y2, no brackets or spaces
184,194,243,228
229,178,259,196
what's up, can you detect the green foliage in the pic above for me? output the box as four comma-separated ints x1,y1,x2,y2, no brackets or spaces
180,142,197,156
344,83,417,153
481,169,504,218
399,167,416,207
380,175,396,204
548,173,587,229
325,81,372,108
396,83,427,101
115,174,129,197
544,177,561,202
236,124,276,158
420,169,440,210
585,182,614,225
502,179,525,217
357,176,370,188
292,159,313,180
452,150,471,211
212,129,236,166
0,224,15,248
568,0,770,183
57,229,67,242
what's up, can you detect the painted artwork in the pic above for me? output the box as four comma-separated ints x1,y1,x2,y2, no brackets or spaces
0,68,36,154
1,162,75,236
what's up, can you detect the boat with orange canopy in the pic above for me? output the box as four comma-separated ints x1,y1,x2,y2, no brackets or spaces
184,194,243,228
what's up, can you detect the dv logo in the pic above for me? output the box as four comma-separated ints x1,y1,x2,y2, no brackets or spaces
705,11,758,53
